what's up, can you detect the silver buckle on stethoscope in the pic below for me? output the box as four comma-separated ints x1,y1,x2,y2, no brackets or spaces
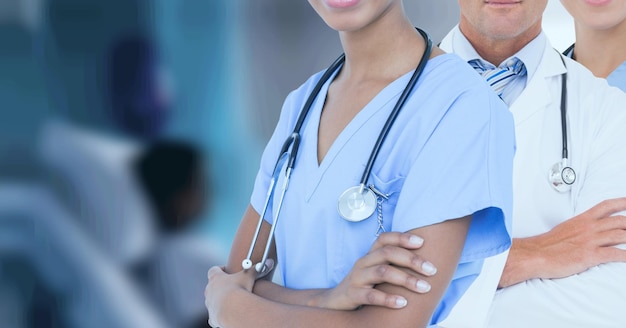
369,185,389,236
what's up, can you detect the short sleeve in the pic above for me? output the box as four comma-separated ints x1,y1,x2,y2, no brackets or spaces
392,88,514,261
249,91,298,222
391,88,515,323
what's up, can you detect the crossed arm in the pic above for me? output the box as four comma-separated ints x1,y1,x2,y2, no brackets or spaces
204,205,471,328
498,198,626,288
316,197,626,296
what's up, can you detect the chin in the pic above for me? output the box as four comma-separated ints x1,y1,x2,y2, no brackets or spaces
479,25,527,40
477,15,540,41
581,15,626,31
319,13,370,32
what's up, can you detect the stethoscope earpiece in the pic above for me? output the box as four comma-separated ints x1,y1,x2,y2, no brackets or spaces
241,259,271,273
242,259,253,270
255,262,267,273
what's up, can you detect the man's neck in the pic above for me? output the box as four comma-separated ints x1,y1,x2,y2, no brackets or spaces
459,20,541,66
573,22,626,79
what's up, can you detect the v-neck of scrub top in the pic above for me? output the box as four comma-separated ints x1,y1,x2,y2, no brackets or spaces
301,66,415,201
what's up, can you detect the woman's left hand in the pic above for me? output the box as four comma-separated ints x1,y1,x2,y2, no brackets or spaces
204,266,252,327
204,260,274,327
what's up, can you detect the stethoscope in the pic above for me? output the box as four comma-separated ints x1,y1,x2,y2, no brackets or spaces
242,28,433,273
547,49,576,193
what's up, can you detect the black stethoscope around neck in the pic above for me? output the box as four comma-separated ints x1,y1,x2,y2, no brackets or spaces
548,49,576,193
242,28,433,272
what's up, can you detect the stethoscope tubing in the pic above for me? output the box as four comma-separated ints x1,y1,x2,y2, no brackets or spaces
558,53,569,161
243,159,280,270
243,152,288,270
548,50,576,191
359,29,432,187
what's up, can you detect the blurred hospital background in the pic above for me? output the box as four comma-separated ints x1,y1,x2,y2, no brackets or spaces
0,0,572,327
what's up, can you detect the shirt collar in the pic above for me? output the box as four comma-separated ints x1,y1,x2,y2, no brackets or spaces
451,25,546,83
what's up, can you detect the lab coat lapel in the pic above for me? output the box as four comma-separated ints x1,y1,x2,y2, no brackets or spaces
509,41,566,126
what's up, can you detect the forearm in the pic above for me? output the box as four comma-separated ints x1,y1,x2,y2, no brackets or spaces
221,288,426,328
500,198,626,289
498,237,545,288
252,279,327,307
221,289,350,328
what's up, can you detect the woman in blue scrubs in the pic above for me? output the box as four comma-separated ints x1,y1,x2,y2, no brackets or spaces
561,0,626,91
204,1,516,327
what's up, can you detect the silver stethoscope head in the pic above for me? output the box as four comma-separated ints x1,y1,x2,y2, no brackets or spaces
337,184,377,222
548,158,576,193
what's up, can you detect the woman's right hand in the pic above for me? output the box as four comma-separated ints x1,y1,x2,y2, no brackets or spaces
309,232,438,310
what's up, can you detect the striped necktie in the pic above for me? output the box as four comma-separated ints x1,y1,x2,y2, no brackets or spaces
468,57,527,98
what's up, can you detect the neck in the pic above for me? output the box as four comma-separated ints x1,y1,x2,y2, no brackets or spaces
573,22,626,78
459,19,541,66
337,6,426,82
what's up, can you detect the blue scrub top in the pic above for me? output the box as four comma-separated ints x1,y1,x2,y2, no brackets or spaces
251,54,515,325
607,61,626,92
565,46,626,92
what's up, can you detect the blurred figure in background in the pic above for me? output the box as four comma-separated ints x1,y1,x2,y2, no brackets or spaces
23,128,218,328
38,33,177,266
132,140,219,328
1,2,216,327
0,183,172,328
133,140,208,231
561,0,626,91
34,50,217,326
106,36,218,327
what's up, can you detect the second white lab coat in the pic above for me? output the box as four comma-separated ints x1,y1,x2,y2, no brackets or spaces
439,28,626,328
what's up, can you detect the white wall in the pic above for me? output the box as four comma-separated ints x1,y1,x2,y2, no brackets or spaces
543,0,575,51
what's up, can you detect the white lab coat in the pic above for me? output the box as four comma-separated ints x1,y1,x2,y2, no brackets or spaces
439,28,626,328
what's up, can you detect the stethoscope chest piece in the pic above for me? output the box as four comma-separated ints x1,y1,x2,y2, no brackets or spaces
548,160,576,193
561,166,576,185
338,186,377,222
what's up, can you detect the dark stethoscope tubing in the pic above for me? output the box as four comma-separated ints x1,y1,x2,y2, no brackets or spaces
551,48,577,191
559,53,570,164
286,28,432,189
243,28,433,272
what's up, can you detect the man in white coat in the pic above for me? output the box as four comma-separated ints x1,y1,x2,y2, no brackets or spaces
436,0,626,327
